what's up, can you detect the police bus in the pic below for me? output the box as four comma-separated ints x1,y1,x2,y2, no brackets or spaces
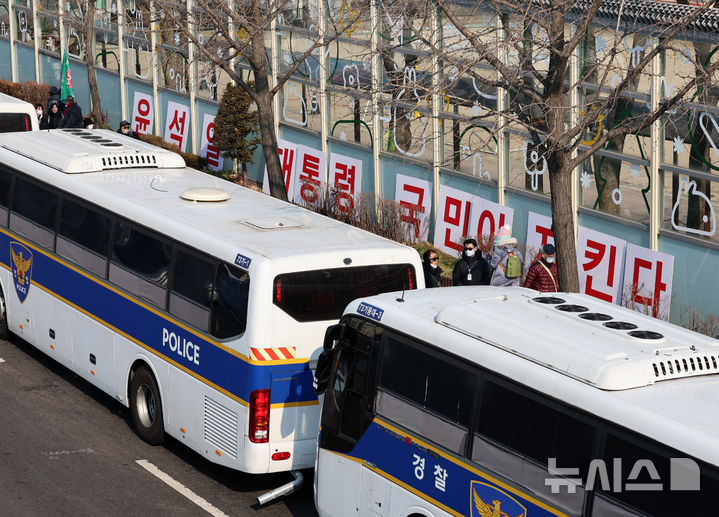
314,287,719,516
0,129,421,501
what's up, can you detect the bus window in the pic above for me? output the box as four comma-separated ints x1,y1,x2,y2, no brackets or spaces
380,333,474,426
473,380,593,515
377,332,475,453
597,432,719,515
0,165,12,226
169,248,216,331
10,176,58,249
210,263,250,338
110,222,171,307
57,198,111,277
0,113,31,133
476,381,595,469
59,198,110,256
273,264,416,322
0,165,11,207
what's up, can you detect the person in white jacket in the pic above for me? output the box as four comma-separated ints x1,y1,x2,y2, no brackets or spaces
489,225,523,287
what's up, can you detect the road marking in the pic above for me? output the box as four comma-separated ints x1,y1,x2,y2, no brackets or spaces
135,459,229,517
43,448,94,460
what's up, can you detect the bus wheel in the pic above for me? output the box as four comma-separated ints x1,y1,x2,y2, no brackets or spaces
0,287,9,340
129,366,165,445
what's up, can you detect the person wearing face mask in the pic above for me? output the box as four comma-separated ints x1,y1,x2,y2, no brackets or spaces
452,238,491,286
422,249,443,288
523,243,559,292
34,103,44,124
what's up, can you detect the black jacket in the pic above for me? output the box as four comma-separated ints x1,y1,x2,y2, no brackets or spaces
423,261,443,288
452,255,491,286
62,102,83,128
41,110,64,129
118,127,141,140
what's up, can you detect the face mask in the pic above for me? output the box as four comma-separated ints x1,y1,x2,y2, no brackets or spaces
545,256,555,264
36,109,43,116
430,263,438,269
86,124,94,129
465,249,476,258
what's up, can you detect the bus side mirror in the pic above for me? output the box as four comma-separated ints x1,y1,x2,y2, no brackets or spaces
323,324,342,351
313,350,331,396
314,324,342,395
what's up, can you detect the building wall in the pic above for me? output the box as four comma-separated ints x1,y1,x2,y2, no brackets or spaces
1,0,718,326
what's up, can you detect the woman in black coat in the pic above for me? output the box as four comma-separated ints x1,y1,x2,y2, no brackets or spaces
422,249,443,288
41,101,64,129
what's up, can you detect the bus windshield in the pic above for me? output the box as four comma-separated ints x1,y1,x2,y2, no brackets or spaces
273,264,416,322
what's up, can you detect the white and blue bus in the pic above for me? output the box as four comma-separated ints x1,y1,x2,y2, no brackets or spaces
314,287,719,516
0,128,422,499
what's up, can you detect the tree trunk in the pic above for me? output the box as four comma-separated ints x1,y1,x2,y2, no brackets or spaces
251,24,287,201
548,150,579,292
85,0,103,125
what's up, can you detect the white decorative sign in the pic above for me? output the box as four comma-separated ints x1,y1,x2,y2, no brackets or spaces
434,185,514,256
263,139,298,201
328,152,363,213
469,197,513,244
199,114,221,172
131,91,154,135
395,174,432,242
577,227,627,304
163,101,190,152
293,145,326,207
525,212,555,272
622,244,674,319
435,185,476,256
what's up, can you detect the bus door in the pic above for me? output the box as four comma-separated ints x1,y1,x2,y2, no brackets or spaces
316,317,382,514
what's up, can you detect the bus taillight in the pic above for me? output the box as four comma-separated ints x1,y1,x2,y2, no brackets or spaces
275,279,282,303
407,267,414,290
249,389,270,443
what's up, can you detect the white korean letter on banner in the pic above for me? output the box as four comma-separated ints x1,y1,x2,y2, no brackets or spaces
469,197,513,243
577,226,627,304
293,145,326,207
131,91,154,135
395,174,431,242
199,114,222,172
163,101,190,152
329,153,362,213
622,244,674,319
263,139,298,201
434,185,475,256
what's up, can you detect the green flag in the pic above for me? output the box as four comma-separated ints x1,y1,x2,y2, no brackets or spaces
60,50,74,101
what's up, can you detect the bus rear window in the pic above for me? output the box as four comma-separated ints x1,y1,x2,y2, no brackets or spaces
0,113,31,133
273,264,416,322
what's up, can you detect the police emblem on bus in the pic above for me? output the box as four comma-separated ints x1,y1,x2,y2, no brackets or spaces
10,242,33,303
470,481,526,517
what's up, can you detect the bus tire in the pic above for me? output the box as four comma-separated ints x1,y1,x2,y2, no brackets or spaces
0,286,9,340
129,365,165,445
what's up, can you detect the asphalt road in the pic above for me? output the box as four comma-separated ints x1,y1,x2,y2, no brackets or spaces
0,335,318,517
